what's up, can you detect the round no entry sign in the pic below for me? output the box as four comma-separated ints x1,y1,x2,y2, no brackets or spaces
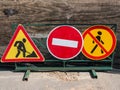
47,25,83,60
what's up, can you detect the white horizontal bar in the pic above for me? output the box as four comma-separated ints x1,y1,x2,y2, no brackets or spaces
52,38,78,48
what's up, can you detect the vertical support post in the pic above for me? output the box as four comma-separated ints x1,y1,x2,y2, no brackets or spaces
63,61,66,71
90,70,98,79
23,70,30,81
14,63,17,70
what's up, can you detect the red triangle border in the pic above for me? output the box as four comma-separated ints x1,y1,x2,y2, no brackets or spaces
1,24,45,62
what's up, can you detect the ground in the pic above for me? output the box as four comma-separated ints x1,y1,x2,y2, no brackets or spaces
0,69,119,90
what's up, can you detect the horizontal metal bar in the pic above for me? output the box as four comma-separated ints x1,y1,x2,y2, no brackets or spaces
15,66,112,71
12,23,116,27
23,24,117,26
44,59,112,62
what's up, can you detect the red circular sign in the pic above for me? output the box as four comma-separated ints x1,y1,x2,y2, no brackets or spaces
82,25,117,60
47,25,83,60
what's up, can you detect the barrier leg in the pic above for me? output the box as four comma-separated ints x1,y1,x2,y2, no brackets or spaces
90,70,98,79
23,70,30,81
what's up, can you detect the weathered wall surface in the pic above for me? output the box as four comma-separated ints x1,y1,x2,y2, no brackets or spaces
0,0,120,45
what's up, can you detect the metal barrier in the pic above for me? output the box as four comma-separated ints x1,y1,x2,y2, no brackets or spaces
11,24,117,80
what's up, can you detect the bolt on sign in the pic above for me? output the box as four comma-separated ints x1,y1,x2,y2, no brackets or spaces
1,24,45,62
47,25,83,60
82,25,116,60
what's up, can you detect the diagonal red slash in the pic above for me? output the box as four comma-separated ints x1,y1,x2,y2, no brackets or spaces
88,32,108,54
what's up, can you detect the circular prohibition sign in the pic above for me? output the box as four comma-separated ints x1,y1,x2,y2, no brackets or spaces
47,25,83,60
82,25,117,60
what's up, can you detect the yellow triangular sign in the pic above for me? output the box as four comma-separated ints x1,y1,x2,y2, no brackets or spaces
1,24,45,62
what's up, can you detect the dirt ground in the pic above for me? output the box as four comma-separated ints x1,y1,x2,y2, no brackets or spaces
0,69,120,90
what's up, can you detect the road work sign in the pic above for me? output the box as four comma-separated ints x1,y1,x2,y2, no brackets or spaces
1,24,44,62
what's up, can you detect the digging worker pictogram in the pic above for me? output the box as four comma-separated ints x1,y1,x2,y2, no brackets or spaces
1,25,45,62
14,38,27,57
91,31,104,54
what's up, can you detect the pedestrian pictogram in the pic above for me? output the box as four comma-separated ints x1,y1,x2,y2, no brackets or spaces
47,25,83,60
1,24,45,62
91,31,104,54
82,25,116,60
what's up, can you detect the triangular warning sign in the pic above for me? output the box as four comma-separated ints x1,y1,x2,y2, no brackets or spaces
1,24,45,62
